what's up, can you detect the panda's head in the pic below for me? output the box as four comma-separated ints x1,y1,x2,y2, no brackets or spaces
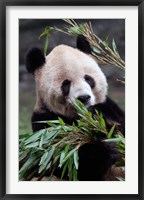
26,36,108,117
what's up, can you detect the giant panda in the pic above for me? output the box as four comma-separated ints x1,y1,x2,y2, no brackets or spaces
26,36,125,181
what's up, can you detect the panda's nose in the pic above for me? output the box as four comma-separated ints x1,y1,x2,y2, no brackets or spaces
77,95,91,104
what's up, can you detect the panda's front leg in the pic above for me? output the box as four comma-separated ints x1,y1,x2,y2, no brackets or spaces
78,141,119,181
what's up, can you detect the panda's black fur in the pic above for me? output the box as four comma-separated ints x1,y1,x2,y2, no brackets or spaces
26,47,45,74
26,36,125,181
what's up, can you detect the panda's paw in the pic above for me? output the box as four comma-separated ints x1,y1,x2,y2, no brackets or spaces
78,141,119,181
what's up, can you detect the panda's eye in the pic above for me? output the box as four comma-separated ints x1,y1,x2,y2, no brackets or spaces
61,79,71,96
84,75,95,88
62,80,71,86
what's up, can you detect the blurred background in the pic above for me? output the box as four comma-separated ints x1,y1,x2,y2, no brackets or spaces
19,19,125,134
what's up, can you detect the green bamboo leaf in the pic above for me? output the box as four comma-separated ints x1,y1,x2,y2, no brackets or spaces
53,154,59,165
39,132,45,148
46,161,52,170
92,47,101,55
60,151,65,164
95,109,99,116
46,121,58,127
45,130,59,140
79,23,85,33
38,146,55,173
107,125,115,139
19,156,37,178
61,125,72,132
73,166,78,181
58,117,65,125
24,129,45,145
59,144,70,167
103,36,109,48
39,151,49,166
47,120,60,124
39,26,52,40
35,120,59,125
25,141,39,149
61,160,68,179
44,35,49,56
74,99,88,114
73,150,79,170
59,148,77,167
99,113,106,128
112,38,120,56
103,138,121,143
39,26,52,56
100,118,106,128
39,31,46,40
121,137,125,144
64,144,70,154
117,134,125,144
19,150,30,161
68,157,73,180
69,26,80,36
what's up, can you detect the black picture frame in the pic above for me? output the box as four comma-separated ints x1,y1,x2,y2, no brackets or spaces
0,0,144,199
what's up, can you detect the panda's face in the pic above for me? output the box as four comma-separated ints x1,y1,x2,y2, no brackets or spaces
35,45,107,116
61,74,96,107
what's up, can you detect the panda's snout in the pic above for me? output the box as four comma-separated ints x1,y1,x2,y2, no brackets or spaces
77,95,91,104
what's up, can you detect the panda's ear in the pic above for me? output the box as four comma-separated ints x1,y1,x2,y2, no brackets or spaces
76,35,91,54
26,48,45,74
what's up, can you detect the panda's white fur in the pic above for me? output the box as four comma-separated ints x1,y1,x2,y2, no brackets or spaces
34,44,108,117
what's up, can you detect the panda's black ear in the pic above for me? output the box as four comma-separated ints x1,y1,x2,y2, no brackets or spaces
76,35,91,54
26,48,45,74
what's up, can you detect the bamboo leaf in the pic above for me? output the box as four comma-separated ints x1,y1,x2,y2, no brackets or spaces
60,151,66,164
92,47,101,55
73,150,79,170
45,130,59,140
59,148,77,167
46,121,61,128
25,141,39,149
68,157,73,180
64,144,70,154
38,146,55,173
107,125,115,139
46,161,52,170
25,129,45,145
112,38,120,57
44,35,49,56
103,35,109,47
19,150,30,161
73,166,78,181
39,132,45,148
39,151,49,166
99,113,106,128
61,160,68,179
58,117,65,125
19,156,37,178
103,138,121,143
39,26,52,40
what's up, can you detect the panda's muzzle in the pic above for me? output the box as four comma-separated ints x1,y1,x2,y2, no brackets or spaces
77,95,91,104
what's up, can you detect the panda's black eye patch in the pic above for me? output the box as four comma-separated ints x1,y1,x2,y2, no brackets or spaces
84,75,95,88
61,79,71,96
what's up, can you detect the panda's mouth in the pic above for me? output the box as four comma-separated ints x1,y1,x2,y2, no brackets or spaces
67,93,96,109
77,95,91,105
